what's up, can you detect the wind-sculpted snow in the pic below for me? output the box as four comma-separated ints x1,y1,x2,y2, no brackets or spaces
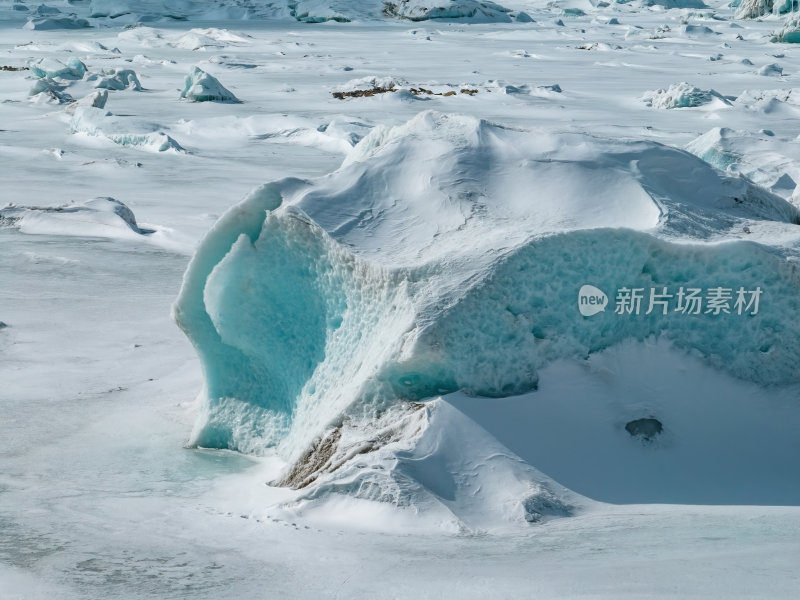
174,110,800,502
71,106,185,152
0,197,154,238
687,127,800,199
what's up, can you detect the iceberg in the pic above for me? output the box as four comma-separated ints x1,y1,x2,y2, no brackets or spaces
174,111,800,514
180,67,240,103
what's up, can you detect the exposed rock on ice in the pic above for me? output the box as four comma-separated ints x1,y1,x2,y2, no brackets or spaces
643,82,731,109
71,107,185,152
180,66,240,103
91,68,142,91
281,399,582,530
173,111,800,499
0,197,154,238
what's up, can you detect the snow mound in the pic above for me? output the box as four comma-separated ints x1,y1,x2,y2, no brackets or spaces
180,67,240,103
64,90,109,113
91,68,142,91
736,88,800,113
281,399,581,531
71,107,185,153
643,82,731,109
687,127,800,199
757,63,783,77
174,110,800,503
172,28,252,50
0,197,154,239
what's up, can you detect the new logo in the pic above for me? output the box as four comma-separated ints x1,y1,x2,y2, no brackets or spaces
578,284,608,317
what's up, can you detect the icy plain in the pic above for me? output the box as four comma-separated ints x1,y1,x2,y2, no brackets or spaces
2,0,800,598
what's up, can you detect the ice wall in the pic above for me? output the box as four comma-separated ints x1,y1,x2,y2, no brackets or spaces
174,111,800,467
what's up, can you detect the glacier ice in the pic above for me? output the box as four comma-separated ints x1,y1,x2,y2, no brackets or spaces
383,0,513,22
174,110,800,505
71,106,185,153
774,16,800,43
643,82,731,109
28,57,87,80
180,67,240,103
28,78,74,104
92,68,142,91
89,0,133,18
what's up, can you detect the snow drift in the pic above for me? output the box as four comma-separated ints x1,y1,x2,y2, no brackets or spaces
71,106,185,152
174,111,800,520
0,197,154,239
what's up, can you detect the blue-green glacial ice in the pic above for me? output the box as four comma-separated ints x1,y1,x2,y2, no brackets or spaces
173,111,800,519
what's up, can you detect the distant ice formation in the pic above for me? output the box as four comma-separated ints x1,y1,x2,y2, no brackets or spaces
643,82,731,109
28,57,87,80
91,68,142,91
174,111,800,521
23,15,91,30
180,67,240,103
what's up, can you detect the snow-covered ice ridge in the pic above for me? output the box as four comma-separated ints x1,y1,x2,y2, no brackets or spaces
174,111,800,522
9,0,538,24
